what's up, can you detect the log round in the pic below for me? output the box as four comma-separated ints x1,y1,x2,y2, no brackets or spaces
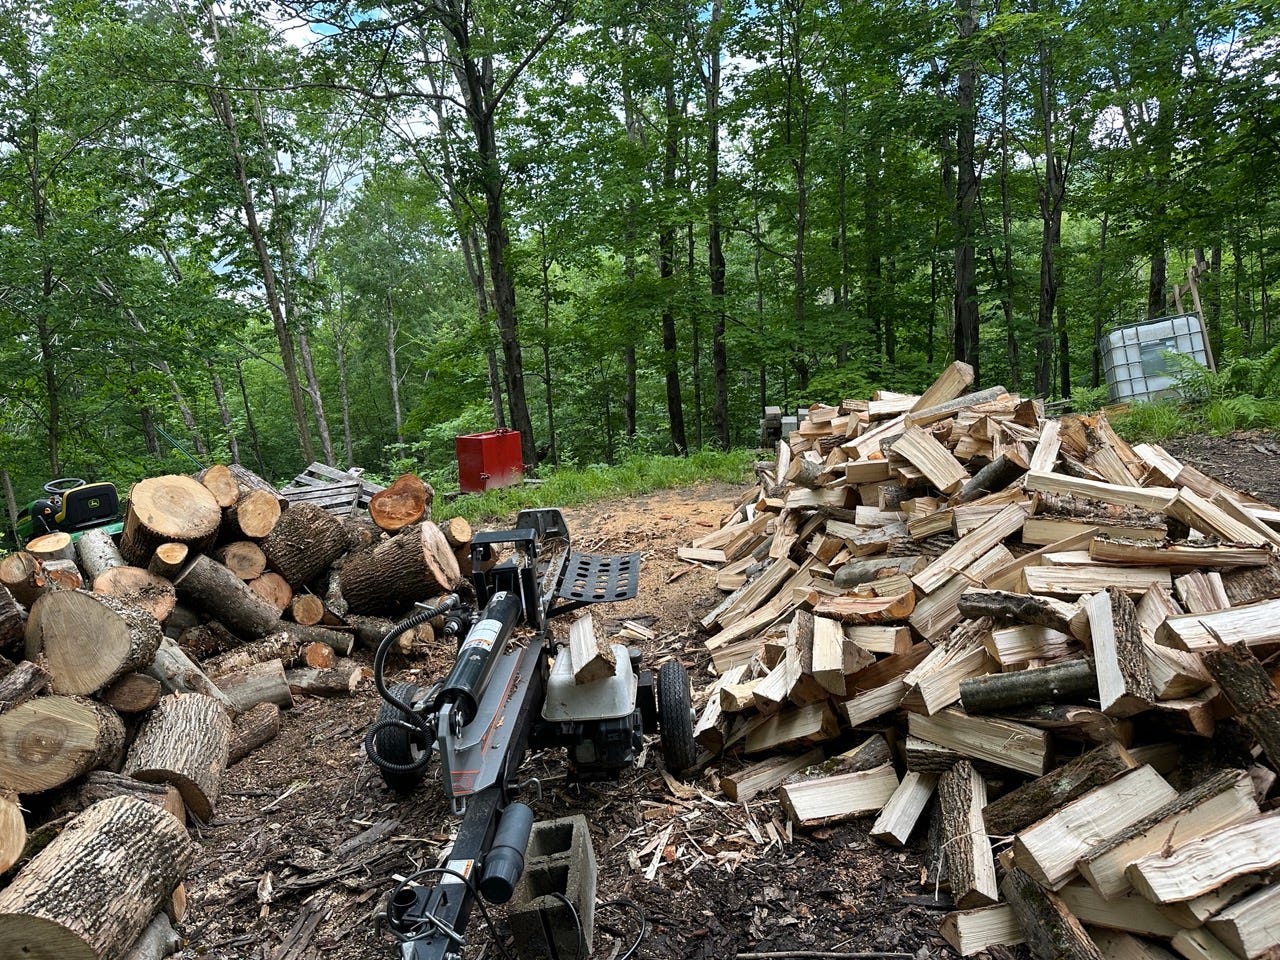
123,693,231,822
49,770,186,824
75,527,126,582
340,522,462,614
439,516,473,549
260,502,348,588
227,464,289,509
26,531,75,563
119,475,222,566
290,593,325,626
26,590,163,696
42,558,84,590
228,702,281,764
0,792,25,874
194,463,239,508
214,541,267,581
0,552,47,608
0,795,194,960
92,566,177,623
147,542,189,580
248,571,292,615
369,473,432,532
216,659,294,715
204,634,297,678
342,516,382,554
0,695,126,793
99,672,164,714
301,641,335,669
222,489,282,541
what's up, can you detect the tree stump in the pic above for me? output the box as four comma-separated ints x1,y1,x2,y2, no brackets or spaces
260,502,347,588
369,473,432,532
0,553,47,608
119,475,222,566
222,489,282,541
92,566,177,623
340,522,461,614
75,527,126,582
123,693,231,821
0,696,126,793
0,792,25,873
26,591,163,696
193,464,239,508
26,531,75,563
0,795,194,960
213,541,267,581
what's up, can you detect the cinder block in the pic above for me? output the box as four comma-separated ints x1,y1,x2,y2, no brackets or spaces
506,815,597,960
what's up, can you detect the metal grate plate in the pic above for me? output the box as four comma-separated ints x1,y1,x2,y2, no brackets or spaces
557,552,640,604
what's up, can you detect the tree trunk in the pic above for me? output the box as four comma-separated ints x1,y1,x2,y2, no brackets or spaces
145,636,233,710
0,792,26,874
0,796,194,960
208,362,241,465
124,692,232,821
296,328,335,466
0,552,47,608
705,0,730,449
660,65,688,456
212,541,267,582
953,0,981,385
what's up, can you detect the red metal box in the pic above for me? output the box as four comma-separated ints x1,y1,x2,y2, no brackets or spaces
456,429,524,493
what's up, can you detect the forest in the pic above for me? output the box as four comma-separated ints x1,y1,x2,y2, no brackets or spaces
1,0,1278,514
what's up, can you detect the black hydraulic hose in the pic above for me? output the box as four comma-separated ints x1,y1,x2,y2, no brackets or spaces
364,595,460,774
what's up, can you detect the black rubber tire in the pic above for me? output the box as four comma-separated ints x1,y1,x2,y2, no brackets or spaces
374,683,430,793
657,660,698,774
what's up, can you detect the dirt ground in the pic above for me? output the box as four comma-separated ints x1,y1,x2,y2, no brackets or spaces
181,433,1280,960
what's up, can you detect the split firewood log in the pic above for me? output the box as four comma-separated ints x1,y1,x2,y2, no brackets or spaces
25,591,163,696
0,553,47,608
118,475,222,566
369,473,433,532
92,566,176,623
0,695,126,793
259,502,347,588
26,531,75,564
193,464,240,508
0,795,195,960
75,527,126,582
123,693,231,821
340,522,461,614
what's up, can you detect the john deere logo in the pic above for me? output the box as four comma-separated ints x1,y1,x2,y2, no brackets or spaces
87,498,100,509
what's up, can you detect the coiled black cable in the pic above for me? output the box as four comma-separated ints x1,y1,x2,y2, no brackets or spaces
364,594,460,774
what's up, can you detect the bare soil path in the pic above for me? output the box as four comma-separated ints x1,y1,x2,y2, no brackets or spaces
181,433,1280,960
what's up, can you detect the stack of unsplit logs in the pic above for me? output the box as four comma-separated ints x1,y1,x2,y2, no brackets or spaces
685,362,1280,960
0,465,471,958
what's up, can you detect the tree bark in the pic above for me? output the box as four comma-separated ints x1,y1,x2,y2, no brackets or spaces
75,527,126,582
953,0,982,385
960,659,1098,714
0,796,194,960
339,522,461,614
228,702,281,764
259,502,348,588
124,692,232,821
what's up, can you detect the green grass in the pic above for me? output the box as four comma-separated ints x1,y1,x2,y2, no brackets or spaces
434,449,757,525
1109,397,1280,444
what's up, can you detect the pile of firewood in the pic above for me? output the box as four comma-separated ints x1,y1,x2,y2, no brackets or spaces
0,464,471,958
685,362,1280,960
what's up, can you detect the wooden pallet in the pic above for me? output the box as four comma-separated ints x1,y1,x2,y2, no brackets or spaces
279,463,385,517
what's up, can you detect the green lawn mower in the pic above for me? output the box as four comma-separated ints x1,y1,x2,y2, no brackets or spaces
13,478,123,547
